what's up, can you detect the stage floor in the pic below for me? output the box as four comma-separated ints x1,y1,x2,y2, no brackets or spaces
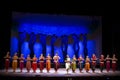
0,68,120,77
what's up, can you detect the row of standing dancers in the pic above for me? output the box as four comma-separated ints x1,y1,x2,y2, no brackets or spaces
4,52,118,73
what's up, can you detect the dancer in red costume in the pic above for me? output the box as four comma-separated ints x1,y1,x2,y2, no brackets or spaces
112,54,118,72
32,55,38,73
53,53,60,72
39,54,45,73
19,54,25,72
91,54,97,73
4,51,11,72
99,54,105,72
105,54,112,72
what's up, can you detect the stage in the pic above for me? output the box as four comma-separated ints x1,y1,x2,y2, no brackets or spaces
0,68,120,80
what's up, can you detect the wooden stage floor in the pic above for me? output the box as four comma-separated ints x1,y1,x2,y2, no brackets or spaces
0,68,120,80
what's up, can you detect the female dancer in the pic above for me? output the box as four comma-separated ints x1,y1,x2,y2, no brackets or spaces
71,55,77,73
105,54,112,72
91,54,97,73
112,54,118,72
78,55,84,72
46,53,52,73
4,51,11,72
19,54,25,72
85,56,90,73
26,55,32,73
12,53,18,72
39,54,45,73
65,55,71,74
53,53,60,72
99,54,105,72
32,55,38,73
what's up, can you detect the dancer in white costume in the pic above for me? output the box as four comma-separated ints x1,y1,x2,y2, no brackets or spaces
65,55,71,74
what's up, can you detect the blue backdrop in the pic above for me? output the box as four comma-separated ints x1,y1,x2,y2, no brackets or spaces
11,14,96,62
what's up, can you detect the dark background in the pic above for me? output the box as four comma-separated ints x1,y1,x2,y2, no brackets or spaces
0,4,120,69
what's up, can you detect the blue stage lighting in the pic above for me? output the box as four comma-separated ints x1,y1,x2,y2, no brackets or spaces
33,42,42,58
10,37,18,57
21,41,30,58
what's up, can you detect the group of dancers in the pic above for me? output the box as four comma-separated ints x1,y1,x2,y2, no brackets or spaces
4,51,118,73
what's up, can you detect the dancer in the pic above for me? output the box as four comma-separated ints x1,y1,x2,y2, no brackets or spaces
105,54,112,72
85,56,90,73
65,55,71,74
91,54,97,73
112,54,118,72
12,52,18,72
32,55,38,73
53,53,60,72
46,53,52,73
19,54,25,72
4,51,11,72
26,54,32,73
71,55,77,73
39,54,45,73
99,54,105,72
78,55,84,72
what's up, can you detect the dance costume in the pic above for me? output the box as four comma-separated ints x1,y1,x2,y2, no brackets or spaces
53,56,60,72
71,57,77,73
100,55,105,72
46,56,51,73
65,57,71,73
4,55,10,72
19,57,24,72
91,55,97,72
39,57,44,73
106,58,111,72
12,55,18,72
32,57,37,73
112,58,117,72
78,57,84,72
26,56,31,72
85,57,90,72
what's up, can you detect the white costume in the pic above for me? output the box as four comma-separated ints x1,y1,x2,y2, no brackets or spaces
65,58,71,69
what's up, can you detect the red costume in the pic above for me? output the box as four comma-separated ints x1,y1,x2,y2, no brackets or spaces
112,60,117,72
4,52,11,72
5,58,10,72
100,55,105,72
32,57,37,73
105,55,111,72
19,56,24,72
112,55,117,72
39,57,44,73
91,54,97,72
